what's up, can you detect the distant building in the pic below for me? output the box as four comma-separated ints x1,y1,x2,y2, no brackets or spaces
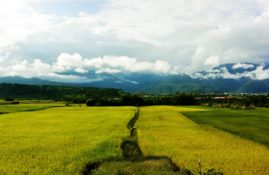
213,96,235,100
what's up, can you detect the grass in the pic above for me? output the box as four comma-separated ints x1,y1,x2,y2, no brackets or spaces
0,103,64,113
136,106,269,175
92,159,178,175
0,106,136,175
183,107,269,147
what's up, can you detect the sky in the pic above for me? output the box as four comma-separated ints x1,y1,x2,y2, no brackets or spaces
0,0,269,81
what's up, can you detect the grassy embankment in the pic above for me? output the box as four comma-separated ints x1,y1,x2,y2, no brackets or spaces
0,103,64,114
0,99,65,114
136,106,269,175
0,106,136,175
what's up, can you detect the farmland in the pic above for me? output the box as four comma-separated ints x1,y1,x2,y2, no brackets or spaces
0,106,136,175
183,107,269,146
136,106,269,175
1,104,269,175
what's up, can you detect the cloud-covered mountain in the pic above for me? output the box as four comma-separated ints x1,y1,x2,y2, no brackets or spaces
1,62,269,94
0,53,177,82
193,63,269,80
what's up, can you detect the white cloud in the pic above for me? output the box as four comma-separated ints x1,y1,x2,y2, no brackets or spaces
0,53,178,80
232,63,255,69
74,68,88,74
1,52,268,81
53,53,176,74
95,68,122,74
204,56,220,66
0,1,54,47
0,54,88,82
245,64,269,80
85,56,174,74
0,0,269,74
56,53,84,68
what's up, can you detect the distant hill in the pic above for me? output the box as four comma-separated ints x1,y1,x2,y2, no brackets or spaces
0,76,62,86
133,76,269,94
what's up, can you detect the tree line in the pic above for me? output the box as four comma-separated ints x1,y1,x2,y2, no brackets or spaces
1,83,268,108
86,93,197,106
86,94,269,108
0,83,122,103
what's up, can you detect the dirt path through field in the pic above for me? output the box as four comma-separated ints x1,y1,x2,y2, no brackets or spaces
82,107,181,175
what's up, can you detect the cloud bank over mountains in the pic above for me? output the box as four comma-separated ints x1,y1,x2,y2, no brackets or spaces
0,53,269,81
0,53,178,81
0,0,269,79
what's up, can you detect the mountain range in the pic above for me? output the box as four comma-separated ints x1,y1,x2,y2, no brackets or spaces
1,63,269,94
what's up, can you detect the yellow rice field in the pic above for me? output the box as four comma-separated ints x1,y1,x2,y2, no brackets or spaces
0,106,136,175
136,106,269,175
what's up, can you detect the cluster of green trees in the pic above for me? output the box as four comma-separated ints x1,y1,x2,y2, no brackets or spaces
244,95,269,107
85,94,269,108
0,83,122,103
86,94,197,106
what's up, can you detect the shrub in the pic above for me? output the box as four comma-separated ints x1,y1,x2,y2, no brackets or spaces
246,104,255,109
86,99,96,106
11,101,19,104
4,97,14,101
204,169,223,175
230,103,244,110
65,102,72,107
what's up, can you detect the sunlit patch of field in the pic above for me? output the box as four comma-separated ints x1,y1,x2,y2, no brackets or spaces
0,107,136,175
136,106,269,175
0,103,64,113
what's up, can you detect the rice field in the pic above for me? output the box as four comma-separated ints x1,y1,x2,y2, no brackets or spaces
0,106,136,175
1,104,269,175
136,106,269,175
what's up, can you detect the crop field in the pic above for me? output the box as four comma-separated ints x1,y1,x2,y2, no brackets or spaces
136,106,269,175
183,107,269,146
1,104,269,175
0,106,136,175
